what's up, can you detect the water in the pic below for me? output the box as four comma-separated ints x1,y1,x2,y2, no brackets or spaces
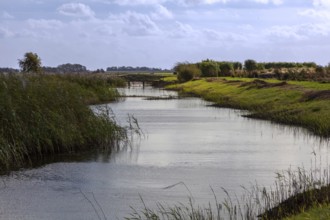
0,86,328,219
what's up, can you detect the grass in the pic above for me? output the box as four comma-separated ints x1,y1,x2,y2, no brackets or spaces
162,75,178,82
0,73,129,172
285,204,330,220
166,77,330,137
126,157,330,220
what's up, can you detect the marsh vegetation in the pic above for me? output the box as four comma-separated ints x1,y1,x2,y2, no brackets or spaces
0,73,127,171
126,161,330,220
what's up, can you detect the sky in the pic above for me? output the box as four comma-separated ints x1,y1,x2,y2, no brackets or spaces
0,0,330,70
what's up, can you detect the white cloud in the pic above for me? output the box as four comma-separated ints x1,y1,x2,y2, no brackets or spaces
313,0,330,8
92,0,285,6
2,0,330,69
266,22,330,42
299,9,330,20
305,0,330,18
169,21,197,38
178,0,229,5
109,11,161,36
58,3,95,18
151,4,173,19
111,0,166,5
300,23,330,36
266,25,306,40
299,0,330,24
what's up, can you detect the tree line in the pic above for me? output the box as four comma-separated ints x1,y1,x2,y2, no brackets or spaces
2,52,329,82
0,52,169,74
175,59,330,82
106,66,170,72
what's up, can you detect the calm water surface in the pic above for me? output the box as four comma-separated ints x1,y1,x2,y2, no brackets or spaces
0,86,328,220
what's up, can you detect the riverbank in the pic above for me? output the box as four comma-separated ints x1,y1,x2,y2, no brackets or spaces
166,77,330,137
0,73,127,172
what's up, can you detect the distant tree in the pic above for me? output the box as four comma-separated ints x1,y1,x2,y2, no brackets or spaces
0,68,19,74
233,62,242,70
174,62,201,82
257,63,265,70
18,52,42,74
302,62,317,68
93,68,105,73
57,63,87,73
199,60,219,77
244,59,258,72
219,62,233,76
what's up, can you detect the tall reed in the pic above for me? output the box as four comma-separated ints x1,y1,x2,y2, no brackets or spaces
0,73,127,171
126,153,330,220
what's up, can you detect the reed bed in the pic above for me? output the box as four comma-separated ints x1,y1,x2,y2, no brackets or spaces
0,73,128,171
126,152,330,220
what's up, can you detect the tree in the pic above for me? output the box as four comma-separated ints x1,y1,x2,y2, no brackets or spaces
18,52,42,74
199,60,219,77
174,62,201,82
57,63,87,73
244,59,258,72
219,62,234,76
233,62,242,70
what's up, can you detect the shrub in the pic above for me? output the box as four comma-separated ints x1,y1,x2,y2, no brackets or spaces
244,59,258,72
219,62,234,76
199,60,219,77
174,63,201,82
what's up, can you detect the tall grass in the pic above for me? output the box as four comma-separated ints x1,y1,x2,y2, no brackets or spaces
126,154,330,220
49,73,126,104
0,73,128,171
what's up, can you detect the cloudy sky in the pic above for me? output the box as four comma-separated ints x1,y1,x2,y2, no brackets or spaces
1,0,330,70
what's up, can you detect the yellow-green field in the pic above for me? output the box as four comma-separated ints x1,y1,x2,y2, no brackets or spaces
166,77,330,137
285,204,330,220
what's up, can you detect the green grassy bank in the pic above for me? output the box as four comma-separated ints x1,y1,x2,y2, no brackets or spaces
0,73,127,172
167,77,330,137
285,204,330,220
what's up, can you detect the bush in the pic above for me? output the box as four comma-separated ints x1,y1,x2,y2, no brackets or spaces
219,62,234,76
174,63,201,82
199,60,219,77
244,59,258,72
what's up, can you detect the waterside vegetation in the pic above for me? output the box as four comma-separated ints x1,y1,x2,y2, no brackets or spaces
174,60,330,82
126,162,330,220
0,73,127,172
156,63,330,219
166,77,330,137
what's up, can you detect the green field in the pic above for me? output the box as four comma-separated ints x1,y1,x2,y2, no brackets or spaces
166,77,330,137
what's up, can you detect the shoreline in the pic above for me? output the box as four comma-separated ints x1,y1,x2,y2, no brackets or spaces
166,77,330,138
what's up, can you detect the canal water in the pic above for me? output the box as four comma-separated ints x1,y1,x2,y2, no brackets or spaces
0,86,328,219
